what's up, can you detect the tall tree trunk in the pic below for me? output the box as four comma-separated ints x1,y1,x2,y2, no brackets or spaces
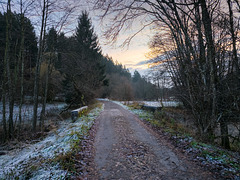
5,0,14,139
2,70,7,141
40,54,52,131
2,1,9,141
200,0,217,138
18,0,25,133
228,0,240,75
220,120,230,149
32,0,47,131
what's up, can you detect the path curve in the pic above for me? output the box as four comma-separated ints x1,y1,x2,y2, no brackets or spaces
93,101,214,179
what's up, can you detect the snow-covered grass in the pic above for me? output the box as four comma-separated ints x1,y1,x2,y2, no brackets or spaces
141,101,180,107
173,136,240,179
116,100,181,107
0,102,66,126
0,103,104,180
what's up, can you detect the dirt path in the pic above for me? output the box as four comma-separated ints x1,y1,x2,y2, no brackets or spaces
93,101,214,179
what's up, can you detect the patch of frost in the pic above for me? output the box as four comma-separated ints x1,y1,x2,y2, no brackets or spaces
113,100,181,108
0,104,103,179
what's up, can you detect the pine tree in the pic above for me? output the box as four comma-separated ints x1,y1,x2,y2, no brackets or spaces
75,11,101,58
62,11,105,106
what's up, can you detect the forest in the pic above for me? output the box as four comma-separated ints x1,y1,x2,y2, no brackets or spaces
0,1,160,142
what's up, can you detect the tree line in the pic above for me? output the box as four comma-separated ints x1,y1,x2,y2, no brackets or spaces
99,58,160,101
94,0,240,149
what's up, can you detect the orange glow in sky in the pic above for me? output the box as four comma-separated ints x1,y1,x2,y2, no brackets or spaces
98,27,152,75
101,43,150,74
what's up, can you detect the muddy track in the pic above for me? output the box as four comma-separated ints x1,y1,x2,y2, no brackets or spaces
91,101,214,179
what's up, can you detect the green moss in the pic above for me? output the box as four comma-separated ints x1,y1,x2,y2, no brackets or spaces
24,164,40,179
148,119,161,127
128,102,143,109
231,141,240,152
52,151,76,172
51,130,82,175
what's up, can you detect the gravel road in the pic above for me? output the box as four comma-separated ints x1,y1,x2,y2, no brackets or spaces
93,101,214,179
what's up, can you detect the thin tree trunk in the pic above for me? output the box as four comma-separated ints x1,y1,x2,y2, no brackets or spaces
5,0,14,139
32,0,47,131
2,75,7,141
11,29,21,139
227,0,240,75
2,2,9,141
40,54,52,131
200,0,217,138
18,1,25,133
220,120,230,149
39,0,50,131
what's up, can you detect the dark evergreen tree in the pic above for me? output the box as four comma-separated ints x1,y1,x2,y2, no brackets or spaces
0,12,37,98
22,15,38,84
55,32,67,70
75,11,101,57
45,27,57,52
132,70,141,83
62,11,106,106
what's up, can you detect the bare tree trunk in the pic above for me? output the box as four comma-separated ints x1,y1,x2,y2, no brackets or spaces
1,1,10,141
200,0,217,138
220,120,230,149
18,0,25,133
2,71,7,141
227,0,240,75
40,54,52,131
5,0,14,139
32,0,47,131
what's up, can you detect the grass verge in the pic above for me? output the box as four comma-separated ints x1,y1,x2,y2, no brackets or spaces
124,102,240,179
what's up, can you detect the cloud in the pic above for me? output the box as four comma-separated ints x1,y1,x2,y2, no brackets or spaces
126,61,151,76
135,60,149,66
124,63,134,66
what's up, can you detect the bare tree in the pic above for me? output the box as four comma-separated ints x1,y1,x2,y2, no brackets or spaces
32,0,48,131
1,0,11,140
31,0,84,131
18,0,35,134
93,0,240,148
4,0,14,139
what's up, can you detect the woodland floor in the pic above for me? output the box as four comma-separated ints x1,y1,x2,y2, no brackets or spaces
87,101,215,179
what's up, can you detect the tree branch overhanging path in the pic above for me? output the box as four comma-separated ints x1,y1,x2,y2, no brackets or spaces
91,100,214,179
93,0,240,149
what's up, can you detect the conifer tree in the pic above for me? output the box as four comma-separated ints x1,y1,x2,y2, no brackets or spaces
62,11,105,106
